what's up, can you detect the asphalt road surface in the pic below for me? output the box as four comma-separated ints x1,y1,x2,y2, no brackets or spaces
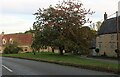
2,57,116,75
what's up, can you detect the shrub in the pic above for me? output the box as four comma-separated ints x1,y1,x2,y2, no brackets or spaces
3,43,22,54
95,48,99,53
115,49,118,54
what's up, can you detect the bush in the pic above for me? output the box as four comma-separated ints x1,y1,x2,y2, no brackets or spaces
95,48,99,53
3,43,22,54
115,49,118,53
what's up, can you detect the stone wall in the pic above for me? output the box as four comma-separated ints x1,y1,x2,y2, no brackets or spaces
96,33,120,57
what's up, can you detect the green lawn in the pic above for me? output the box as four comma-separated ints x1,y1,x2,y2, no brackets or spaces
2,52,119,73
0,54,2,56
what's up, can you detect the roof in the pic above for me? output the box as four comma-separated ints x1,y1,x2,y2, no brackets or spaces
98,16,120,35
3,34,33,46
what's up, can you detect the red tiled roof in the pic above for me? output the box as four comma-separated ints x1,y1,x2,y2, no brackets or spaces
3,34,33,46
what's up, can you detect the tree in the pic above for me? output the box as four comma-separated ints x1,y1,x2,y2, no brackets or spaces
31,32,43,55
96,21,102,30
33,0,94,55
25,29,35,34
78,26,96,54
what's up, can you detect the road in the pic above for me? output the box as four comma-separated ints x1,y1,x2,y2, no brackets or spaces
2,57,116,75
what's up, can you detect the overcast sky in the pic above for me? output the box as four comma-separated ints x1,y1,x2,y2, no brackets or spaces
0,0,120,34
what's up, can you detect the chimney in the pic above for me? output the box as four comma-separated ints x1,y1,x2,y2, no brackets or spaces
1,32,4,37
104,12,107,21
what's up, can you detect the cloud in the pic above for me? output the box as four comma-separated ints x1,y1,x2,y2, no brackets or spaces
0,0,120,33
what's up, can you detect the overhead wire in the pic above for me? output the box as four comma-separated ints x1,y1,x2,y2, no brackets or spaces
87,12,116,30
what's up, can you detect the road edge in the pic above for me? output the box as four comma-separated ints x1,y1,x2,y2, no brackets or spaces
2,56,119,74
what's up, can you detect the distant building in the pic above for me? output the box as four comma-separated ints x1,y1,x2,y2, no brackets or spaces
0,32,60,53
96,13,120,57
0,32,33,53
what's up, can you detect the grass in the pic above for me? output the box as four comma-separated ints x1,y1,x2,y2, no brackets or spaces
0,54,2,56
2,52,119,73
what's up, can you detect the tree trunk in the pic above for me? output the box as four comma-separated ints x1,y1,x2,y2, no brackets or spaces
33,51,35,55
52,47,54,53
59,49,64,55
33,49,36,55
59,46,64,55
33,52,36,55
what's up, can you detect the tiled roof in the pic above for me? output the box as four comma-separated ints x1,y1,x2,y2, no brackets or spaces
3,34,33,46
98,16,120,35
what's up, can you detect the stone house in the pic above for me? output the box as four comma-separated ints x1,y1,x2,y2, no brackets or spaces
0,32,59,53
0,32,33,53
96,14,120,57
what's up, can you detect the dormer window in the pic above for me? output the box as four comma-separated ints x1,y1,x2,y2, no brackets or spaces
9,38,13,44
2,39,6,45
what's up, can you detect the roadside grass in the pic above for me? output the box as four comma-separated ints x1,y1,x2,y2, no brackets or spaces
2,52,119,73
0,54,2,56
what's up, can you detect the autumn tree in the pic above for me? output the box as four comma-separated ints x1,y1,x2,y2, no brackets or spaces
33,0,94,55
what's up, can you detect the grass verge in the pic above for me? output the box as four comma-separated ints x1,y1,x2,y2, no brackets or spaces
2,52,119,74
0,54,2,57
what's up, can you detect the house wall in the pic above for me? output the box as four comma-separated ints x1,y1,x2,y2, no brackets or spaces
0,45,32,53
18,45,32,53
1,45,60,53
39,46,59,53
96,33,120,57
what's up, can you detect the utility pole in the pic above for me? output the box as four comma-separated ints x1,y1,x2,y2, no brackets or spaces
116,11,120,59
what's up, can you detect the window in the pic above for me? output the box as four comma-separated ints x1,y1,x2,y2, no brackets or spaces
24,47,28,51
9,38,13,44
98,43,102,48
25,49,27,51
2,39,6,44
